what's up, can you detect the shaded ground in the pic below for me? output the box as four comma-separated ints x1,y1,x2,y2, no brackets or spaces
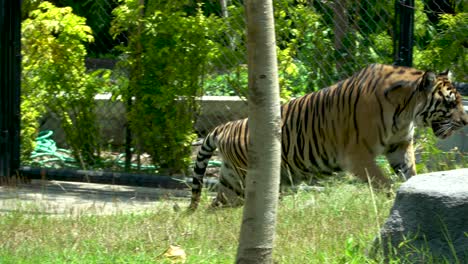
0,180,192,216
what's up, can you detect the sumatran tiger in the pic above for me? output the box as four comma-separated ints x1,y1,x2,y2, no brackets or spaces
189,63,468,209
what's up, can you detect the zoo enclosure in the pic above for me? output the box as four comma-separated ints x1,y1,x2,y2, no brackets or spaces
1,0,466,184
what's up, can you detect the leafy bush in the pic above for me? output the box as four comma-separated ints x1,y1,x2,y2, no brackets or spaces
414,12,467,80
111,1,221,173
22,2,111,166
203,65,248,97
414,128,468,173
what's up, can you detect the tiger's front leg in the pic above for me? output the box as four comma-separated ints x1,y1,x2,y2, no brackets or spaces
385,140,416,180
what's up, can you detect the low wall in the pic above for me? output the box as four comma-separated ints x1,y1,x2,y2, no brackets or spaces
194,96,248,135
40,96,468,152
40,95,248,147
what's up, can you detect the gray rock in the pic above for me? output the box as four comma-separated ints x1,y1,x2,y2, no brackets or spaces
373,169,468,263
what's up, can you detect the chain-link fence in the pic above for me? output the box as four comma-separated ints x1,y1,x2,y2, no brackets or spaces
7,0,468,182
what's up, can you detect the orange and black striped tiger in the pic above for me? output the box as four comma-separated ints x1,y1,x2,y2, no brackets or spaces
189,64,468,209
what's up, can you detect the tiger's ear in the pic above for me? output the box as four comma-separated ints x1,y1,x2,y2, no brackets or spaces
438,69,453,82
418,71,436,93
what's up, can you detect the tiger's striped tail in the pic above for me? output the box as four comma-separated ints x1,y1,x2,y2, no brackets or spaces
189,132,218,210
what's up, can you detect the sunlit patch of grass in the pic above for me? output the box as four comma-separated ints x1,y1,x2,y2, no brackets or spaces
273,180,393,263
0,179,399,263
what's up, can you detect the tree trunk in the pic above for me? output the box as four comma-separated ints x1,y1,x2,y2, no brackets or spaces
220,0,228,18
235,0,281,263
220,0,236,51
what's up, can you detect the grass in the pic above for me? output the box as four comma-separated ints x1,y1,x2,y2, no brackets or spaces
4,131,463,263
0,179,397,263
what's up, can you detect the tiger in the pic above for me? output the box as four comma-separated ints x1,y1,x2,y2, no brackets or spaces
189,63,468,209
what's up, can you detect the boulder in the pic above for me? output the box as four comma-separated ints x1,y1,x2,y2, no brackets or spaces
374,169,468,263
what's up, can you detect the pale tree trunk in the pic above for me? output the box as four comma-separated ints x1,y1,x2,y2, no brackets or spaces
235,0,281,263
220,0,228,18
220,0,236,50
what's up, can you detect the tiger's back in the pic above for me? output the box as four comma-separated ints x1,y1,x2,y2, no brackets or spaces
190,64,468,209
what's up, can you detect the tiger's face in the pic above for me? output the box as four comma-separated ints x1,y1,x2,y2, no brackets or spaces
420,72,468,139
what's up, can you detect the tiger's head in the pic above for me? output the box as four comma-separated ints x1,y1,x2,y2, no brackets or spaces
417,71,468,139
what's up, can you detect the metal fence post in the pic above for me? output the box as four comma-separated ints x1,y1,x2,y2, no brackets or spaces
394,0,415,66
0,0,21,178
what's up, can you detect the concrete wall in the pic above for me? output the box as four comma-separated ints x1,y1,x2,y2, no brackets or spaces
40,95,248,147
194,96,248,135
40,95,468,152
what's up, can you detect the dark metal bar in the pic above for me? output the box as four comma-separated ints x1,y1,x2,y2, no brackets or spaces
394,0,415,66
0,0,21,178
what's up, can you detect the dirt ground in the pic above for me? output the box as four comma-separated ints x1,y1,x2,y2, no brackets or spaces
0,179,192,216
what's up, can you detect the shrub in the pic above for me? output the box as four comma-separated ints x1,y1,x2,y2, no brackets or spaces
22,2,111,166
414,12,467,79
111,1,221,173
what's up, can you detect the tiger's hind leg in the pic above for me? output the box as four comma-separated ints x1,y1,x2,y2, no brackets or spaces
211,161,245,208
385,141,416,180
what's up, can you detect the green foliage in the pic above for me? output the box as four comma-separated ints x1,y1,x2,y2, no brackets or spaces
340,236,369,264
414,0,435,44
22,2,111,166
203,0,396,97
201,3,249,98
20,93,43,162
414,128,468,173
21,0,42,19
414,12,467,80
53,0,120,57
275,2,330,96
111,0,221,173
203,1,335,98
22,0,123,57
203,65,248,97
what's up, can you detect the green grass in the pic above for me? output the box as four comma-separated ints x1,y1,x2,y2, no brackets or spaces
0,179,398,263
